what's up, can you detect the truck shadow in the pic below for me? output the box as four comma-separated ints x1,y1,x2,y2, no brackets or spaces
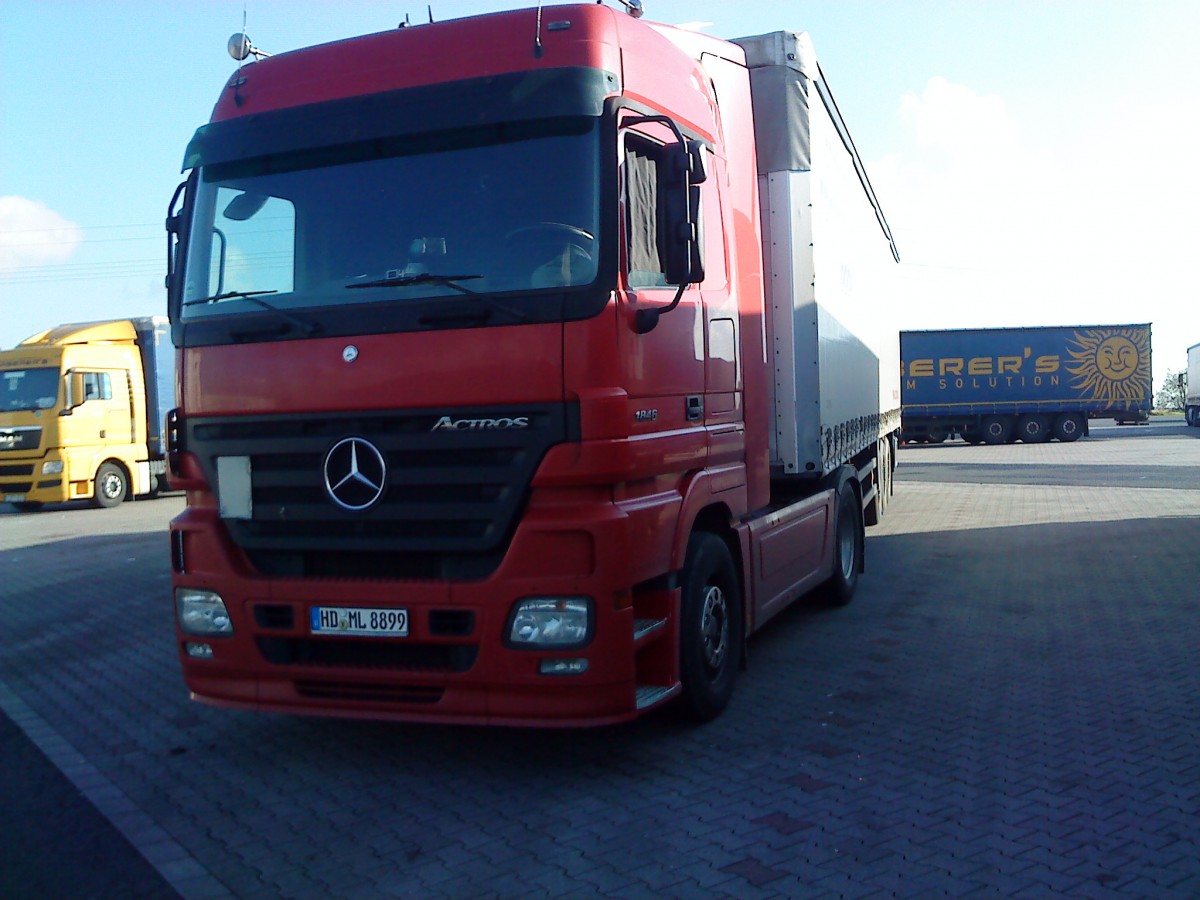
5,514,1200,891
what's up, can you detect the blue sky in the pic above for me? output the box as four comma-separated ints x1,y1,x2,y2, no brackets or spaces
2,1,1197,387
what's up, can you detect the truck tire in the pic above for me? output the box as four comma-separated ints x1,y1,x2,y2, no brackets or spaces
1016,414,1052,443
1053,413,1086,442
820,471,863,607
678,532,743,722
981,415,1012,445
92,462,128,508
926,430,949,444
864,437,891,526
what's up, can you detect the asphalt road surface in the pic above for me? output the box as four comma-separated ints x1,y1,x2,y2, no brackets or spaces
2,416,1198,898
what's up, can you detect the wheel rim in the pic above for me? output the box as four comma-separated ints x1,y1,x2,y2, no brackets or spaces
101,472,123,499
839,509,856,581
700,584,729,673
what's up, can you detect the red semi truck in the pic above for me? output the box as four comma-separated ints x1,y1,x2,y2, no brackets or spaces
166,4,900,725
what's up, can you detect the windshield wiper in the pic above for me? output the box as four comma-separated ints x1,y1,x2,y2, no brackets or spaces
346,273,482,294
183,289,319,335
183,289,279,306
347,273,529,323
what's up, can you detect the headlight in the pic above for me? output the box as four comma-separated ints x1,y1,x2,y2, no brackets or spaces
506,597,592,648
41,460,64,475
175,588,234,636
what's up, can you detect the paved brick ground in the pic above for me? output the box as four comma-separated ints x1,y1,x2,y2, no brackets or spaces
2,419,1199,898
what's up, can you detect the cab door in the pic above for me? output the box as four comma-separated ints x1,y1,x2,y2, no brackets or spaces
76,370,133,447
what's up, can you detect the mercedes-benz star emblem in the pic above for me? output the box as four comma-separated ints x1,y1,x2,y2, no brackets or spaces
323,437,386,511
342,345,359,363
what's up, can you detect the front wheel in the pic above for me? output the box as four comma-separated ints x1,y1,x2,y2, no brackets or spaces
92,462,128,508
678,532,743,722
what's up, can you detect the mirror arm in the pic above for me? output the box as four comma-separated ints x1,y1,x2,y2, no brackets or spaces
634,283,686,335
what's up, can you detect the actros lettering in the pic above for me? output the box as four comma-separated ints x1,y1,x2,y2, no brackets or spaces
431,415,531,432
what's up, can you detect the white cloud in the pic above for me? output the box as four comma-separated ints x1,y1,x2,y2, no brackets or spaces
869,76,1199,384
0,196,83,271
871,77,1038,275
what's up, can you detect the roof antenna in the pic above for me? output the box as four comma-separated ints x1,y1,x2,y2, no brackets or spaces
428,5,435,23
533,1,544,58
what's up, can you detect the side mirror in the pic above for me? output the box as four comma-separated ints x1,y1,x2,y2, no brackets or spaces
686,140,708,185
64,372,86,413
165,176,192,315
223,191,268,222
662,142,705,287
621,117,708,333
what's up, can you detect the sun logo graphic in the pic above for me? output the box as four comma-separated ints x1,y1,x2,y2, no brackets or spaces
1065,327,1151,405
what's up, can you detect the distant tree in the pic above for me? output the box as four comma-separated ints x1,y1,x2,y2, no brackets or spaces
1155,370,1186,410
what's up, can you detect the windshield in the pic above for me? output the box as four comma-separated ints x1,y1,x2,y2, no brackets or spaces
1,368,59,412
180,119,602,324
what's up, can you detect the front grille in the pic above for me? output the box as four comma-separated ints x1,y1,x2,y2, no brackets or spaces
0,464,35,477
181,404,578,578
1,481,33,493
0,428,41,452
256,636,478,672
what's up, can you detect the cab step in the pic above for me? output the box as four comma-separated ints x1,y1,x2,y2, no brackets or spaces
633,617,667,642
635,684,680,710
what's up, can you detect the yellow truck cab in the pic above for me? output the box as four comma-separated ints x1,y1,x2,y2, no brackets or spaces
0,317,173,511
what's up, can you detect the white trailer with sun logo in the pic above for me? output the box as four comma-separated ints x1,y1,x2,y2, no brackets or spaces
899,324,1152,443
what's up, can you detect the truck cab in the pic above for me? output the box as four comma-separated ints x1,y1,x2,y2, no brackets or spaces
0,318,172,510
165,5,898,725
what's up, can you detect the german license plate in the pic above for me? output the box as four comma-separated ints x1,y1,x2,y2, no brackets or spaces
4,495,26,503
310,606,408,637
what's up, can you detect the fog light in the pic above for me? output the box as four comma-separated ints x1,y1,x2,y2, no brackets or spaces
42,460,64,475
506,597,591,648
176,588,233,636
539,658,588,676
185,642,214,659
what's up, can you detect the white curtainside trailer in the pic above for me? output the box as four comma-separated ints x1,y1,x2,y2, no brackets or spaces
733,31,901,480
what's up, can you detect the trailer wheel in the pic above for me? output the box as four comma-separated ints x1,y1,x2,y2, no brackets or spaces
981,415,1012,445
1016,414,1052,443
864,437,891,526
926,430,949,444
92,462,128,508
820,471,864,607
678,532,743,722
1053,413,1085,442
